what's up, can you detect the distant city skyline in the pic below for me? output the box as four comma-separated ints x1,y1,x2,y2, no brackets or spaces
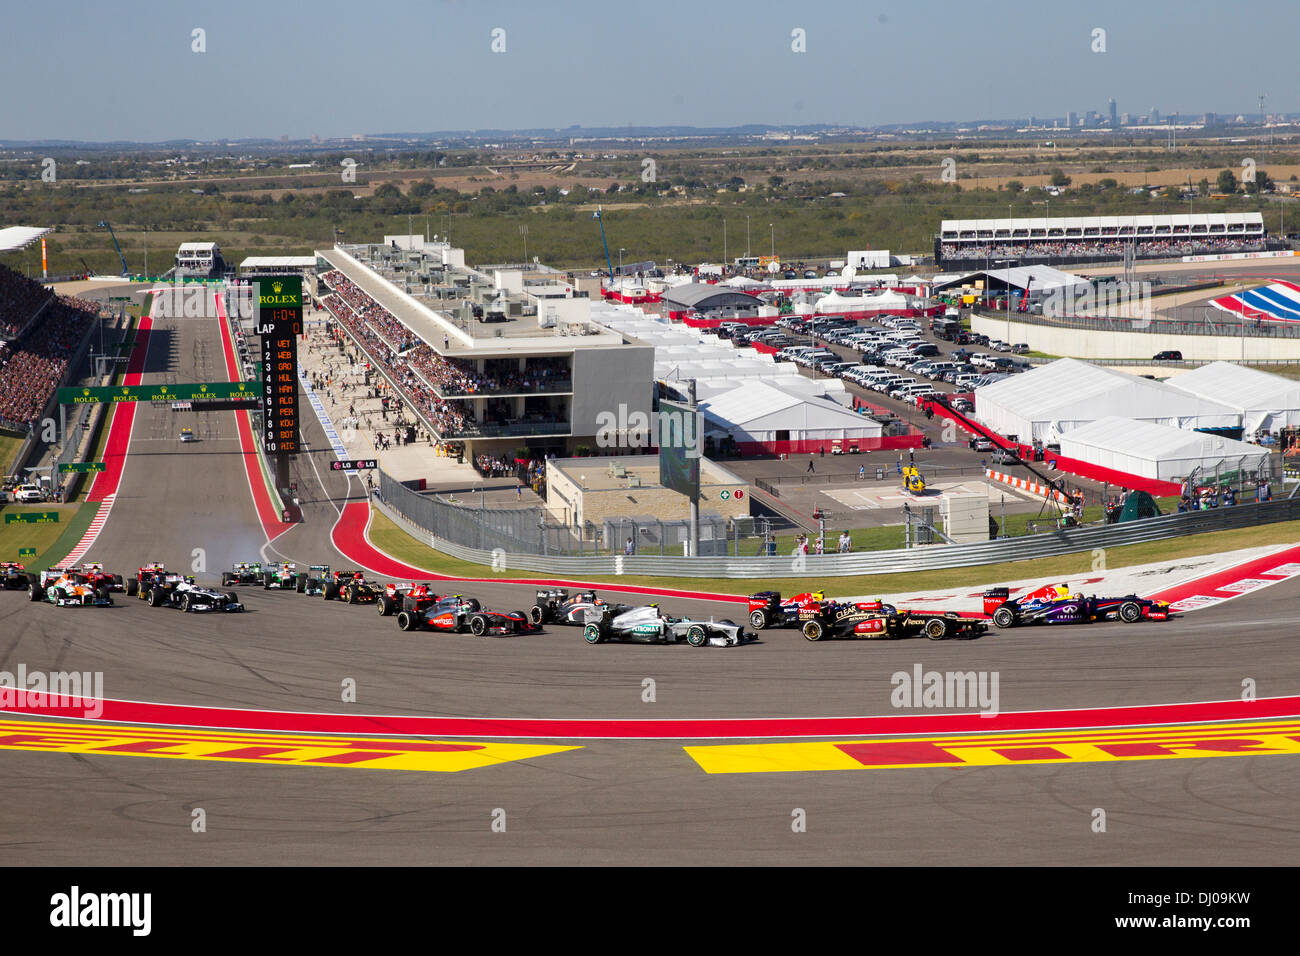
0,0,1295,142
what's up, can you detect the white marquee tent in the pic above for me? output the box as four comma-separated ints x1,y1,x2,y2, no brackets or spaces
1167,362,1300,435
700,381,881,445
1058,417,1271,482
975,358,1241,442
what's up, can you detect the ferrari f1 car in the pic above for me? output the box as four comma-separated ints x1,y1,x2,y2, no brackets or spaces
142,575,244,612
222,562,263,586
746,590,826,630
798,599,987,641
76,563,127,593
982,585,1172,628
530,588,631,626
28,568,115,607
1,562,29,590
394,589,536,636
322,570,382,604
581,605,755,647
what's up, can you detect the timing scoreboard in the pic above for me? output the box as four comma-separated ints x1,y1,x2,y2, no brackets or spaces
256,276,302,455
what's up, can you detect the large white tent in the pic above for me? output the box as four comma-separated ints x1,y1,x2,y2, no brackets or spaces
975,358,1241,442
700,381,881,446
1167,362,1300,435
1059,417,1272,482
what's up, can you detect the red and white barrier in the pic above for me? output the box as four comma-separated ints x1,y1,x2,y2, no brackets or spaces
985,468,1069,503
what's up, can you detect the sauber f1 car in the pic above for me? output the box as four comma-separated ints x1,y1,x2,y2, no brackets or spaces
394,589,535,636
530,588,631,626
982,585,1172,628
746,590,826,630
222,562,263,586
28,568,115,607
581,605,755,647
322,570,382,604
799,599,987,641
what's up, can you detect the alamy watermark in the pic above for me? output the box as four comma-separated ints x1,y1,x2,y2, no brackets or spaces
890,664,999,717
1042,280,1153,328
0,665,103,718
594,402,701,458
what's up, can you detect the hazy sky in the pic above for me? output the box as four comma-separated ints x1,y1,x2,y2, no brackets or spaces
1,0,1293,142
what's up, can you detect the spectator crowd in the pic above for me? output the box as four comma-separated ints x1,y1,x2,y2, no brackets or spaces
0,265,55,340
0,295,97,432
941,236,1268,262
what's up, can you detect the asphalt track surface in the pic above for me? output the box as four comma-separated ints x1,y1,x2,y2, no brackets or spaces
3,309,1300,865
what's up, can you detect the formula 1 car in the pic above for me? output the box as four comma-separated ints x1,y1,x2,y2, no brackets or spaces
321,570,383,604
222,562,263,586
143,576,244,612
263,563,298,590
394,590,535,637
377,580,433,616
126,563,169,598
1,562,29,590
746,590,826,630
799,599,987,642
581,605,755,647
982,585,1172,628
76,563,126,593
530,588,631,626
297,565,330,595
28,568,115,607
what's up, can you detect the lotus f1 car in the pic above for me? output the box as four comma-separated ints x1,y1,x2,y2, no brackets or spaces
530,588,631,626
322,570,382,604
799,599,987,641
394,589,536,637
222,562,263,586
1,562,30,590
28,568,115,607
982,585,1172,628
581,605,755,647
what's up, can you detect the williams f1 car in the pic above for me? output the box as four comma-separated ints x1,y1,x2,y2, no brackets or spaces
143,575,244,612
581,605,755,647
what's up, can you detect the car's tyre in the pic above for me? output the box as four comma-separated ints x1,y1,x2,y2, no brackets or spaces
295,573,307,593
469,614,488,636
307,578,319,593
225,592,239,605
1118,601,1142,623
378,595,394,616
148,587,165,607
323,583,338,601
27,582,41,602
347,587,359,605
749,609,768,630
181,592,191,612
686,624,708,647
529,605,546,625
221,573,232,587
924,618,948,640
992,606,1016,629
802,619,824,642
583,624,603,644
126,580,138,597
396,610,417,632
113,574,124,587
263,573,272,590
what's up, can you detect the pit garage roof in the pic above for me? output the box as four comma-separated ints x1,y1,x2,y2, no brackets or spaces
0,226,53,253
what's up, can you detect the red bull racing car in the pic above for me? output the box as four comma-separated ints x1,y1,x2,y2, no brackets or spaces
746,590,826,630
983,584,1172,628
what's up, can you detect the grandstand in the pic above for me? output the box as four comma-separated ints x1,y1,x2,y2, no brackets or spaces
936,213,1273,268
0,276,98,433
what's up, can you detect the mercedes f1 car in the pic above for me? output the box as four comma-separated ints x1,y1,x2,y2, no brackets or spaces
581,605,755,647
297,566,331,595
1,562,29,590
322,570,383,604
799,599,987,641
394,590,535,637
530,588,631,626
982,585,1172,628
746,590,826,630
222,562,263,586
28,568,115,607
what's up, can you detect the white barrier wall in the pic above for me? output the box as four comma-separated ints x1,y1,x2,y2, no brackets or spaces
971,315,1300,361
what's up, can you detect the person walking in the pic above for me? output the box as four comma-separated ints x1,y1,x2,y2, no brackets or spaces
807,456,815,473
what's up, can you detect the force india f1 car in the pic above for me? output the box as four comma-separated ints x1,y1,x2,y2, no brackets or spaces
798,599,988,642
394,589,536,637
28,568,115,607
530,588,632,626
982,585,1172,628
581,605,755,647
263,563,298,590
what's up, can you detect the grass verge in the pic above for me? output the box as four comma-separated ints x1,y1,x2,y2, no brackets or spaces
364,507,1300,596
0,502,97,567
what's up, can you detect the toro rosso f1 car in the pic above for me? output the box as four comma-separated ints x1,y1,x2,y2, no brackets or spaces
799,599,987,641
983,585,1172,628
28,568,115,607
530,588,631,626
581,605,755,647
395,589,536,637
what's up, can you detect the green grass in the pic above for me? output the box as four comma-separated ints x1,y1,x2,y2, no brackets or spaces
364,506,1300,596
0,429,25,476
0,502,96,568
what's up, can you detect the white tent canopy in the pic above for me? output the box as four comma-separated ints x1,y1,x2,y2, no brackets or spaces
1059,417,1271,482
975,358,1241,443
700,381,881,443
0,226,52,253
1168,362,1300,435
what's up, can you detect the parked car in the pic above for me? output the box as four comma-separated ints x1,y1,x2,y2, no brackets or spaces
1152,350,1183,361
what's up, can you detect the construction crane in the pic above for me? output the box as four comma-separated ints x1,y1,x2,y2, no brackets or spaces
592,206,615,280
96,220,129,276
